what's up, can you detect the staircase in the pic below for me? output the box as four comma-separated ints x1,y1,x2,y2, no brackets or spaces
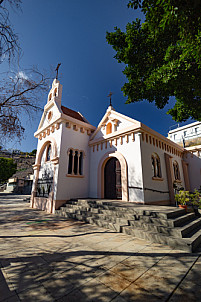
55,199,201,252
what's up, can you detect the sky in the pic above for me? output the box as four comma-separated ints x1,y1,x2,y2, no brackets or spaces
2,0,193,152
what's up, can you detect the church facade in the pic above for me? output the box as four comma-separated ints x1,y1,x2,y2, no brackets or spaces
31,79,201,213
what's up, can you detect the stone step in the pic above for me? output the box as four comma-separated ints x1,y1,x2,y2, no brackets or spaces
129,217,201,239
85,216,128,233
55,200,201,252
170,212,196,227
178,217,201,238
55,207,201,252
60,204,192,233
188,229,201,251
62,204,91,211
60,208,130,226
140,212,195,228
62,206,200,239
68,200,185,217
61,205,134,220
61,204,186,226
121,226,194,253
63,200,186,219
128,220,176,237
95,214,130,225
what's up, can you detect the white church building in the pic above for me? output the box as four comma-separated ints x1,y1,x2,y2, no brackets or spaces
30,79,201,213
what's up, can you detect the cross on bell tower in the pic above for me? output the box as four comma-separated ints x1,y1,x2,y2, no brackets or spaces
107,91,113,107
55,63,61,80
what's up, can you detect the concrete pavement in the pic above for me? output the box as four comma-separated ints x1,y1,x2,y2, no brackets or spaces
0,194,201,301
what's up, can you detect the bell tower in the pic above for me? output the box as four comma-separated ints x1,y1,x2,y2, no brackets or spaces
47,78,62,108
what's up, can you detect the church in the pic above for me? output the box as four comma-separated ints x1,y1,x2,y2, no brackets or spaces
30,79,201,213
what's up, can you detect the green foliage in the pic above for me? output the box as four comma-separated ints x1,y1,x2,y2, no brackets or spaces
175,189,201,208
106,0,201,122
175,190,190,205
0,157,17,183
189,189,201,209
29,149,37,156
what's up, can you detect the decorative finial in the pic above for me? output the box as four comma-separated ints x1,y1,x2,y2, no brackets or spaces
107,91,113,106
55,63,61,80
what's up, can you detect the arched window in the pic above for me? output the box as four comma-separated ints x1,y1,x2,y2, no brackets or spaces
151,153,162,178
67,149,84,176
49,93,52,101
173,161,180,180
106,122,112,135
54,88,57,97
48,111,52,121
68,149,73,174
46,144,51,161
151,155,156,177
156,157,161,177
79,152,83,175
74,151,78,175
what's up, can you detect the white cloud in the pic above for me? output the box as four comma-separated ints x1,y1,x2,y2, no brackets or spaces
17,71,29,80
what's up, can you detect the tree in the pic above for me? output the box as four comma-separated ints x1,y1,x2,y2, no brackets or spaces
0,0,21,64
0,0,51,143
0,68,49,142
29,149,37,156
0,157,17,183
106,0,201,122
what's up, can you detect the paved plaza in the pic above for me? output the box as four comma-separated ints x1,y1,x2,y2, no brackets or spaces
0,194,201,301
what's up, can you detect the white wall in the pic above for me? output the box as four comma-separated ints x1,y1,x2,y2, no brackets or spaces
169,122,201,143
140,139,185,203
185,153,201,192
89,131,144,202
55,122,91,200
94,112,137,140
32,125,62,200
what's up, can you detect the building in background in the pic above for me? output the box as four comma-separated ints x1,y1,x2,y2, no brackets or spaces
4,175,33,194
168,122,201,158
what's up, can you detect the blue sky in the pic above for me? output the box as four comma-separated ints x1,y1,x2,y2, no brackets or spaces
3,0,192,151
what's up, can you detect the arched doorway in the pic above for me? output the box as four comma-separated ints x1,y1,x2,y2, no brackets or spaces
104,157,122,199
31,137,59,213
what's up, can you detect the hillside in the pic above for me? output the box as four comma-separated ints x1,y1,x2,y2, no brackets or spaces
0,151,36,179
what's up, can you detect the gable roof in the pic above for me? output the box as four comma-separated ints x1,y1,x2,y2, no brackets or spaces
90,106,141,141
61,106,89,124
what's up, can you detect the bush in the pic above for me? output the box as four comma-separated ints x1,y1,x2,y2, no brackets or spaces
0,157,17,183
175,191,190,206
175,189,201,208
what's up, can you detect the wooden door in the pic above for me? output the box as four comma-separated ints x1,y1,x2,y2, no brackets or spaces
104,158,122,199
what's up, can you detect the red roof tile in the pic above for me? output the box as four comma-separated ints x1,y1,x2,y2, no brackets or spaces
61,106,88,123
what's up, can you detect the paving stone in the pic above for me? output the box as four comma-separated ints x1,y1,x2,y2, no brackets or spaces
121,255,161,269
127,268,181,300
1,294,21,302
56,264,106,288
169,281,201,302
0,278,16,301
84,255,117,270
17,284,55,302
56,288,89,302
1,195,201,301
109,262,148,282
110,295,128,302
78,277,118,301
6,271,41,294
42,277,75,299
49,259,78,273
119,282,163,302
97,270,131,293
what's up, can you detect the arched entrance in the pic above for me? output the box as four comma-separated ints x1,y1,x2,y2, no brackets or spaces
31,137,59,213
97,151,128,201
104,157,122,199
